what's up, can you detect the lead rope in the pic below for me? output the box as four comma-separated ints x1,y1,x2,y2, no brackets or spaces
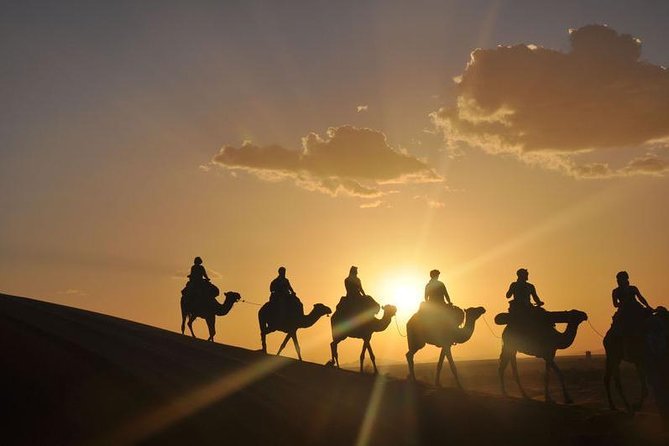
394,316,407,337
482,313,502,339
587,319,605,339
241,299,262,306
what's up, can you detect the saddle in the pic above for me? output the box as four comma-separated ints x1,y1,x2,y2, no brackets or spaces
336,295,380,322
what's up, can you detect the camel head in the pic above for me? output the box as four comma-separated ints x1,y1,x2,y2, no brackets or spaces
312,303,333,317
465,306,486,321
382,304,398,318
224,291,242,303
567,309,588,324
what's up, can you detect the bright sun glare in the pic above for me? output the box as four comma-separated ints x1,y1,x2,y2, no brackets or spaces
378,272,425,317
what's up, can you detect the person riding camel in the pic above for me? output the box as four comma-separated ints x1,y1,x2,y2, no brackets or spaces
184,256,218,302
341,266,378,319
610,271,653,337
425,269,452,306
506,268,543,312
270,267,303,322
423,269,463,327
345,266,366,299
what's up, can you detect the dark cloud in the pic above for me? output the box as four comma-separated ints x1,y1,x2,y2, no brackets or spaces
212,126,440,197
433,25,669,177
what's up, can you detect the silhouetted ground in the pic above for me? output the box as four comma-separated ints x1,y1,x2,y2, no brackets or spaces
0,293,666,445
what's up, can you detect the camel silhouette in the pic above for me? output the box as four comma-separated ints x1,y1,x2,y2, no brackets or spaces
604,307,669,412
180,290,242,341
496,309,587,403
328,304,397,374
258,302,332,360
406,305,486,387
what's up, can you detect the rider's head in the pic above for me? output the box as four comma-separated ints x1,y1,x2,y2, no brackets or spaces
516,268,528,281
194,256,203,265
430,269,440,279
616,271,629,286
278,266,286,276
349,266,358,276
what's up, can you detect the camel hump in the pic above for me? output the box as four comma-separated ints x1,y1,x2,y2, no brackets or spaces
336,295,380,320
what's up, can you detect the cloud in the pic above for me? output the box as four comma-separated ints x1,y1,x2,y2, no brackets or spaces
359,200,383,209
356,105,368,112
212,126,441,197
432,25,669,177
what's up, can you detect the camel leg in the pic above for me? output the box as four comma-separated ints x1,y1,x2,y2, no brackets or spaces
444,347,462,389
613,365,631,411
634,363,648,411
187,316,196,338
435,348,446,387
510,354,529,399
406,348,419,382
365,339,378,375
499,350,510,396
548,359,572,404
330,340,340,368
277,333,291,356
181,313,186,335
359,340,367,373
206,316,216,342
604,356,617,410
544,360,554,403
292,333,302,361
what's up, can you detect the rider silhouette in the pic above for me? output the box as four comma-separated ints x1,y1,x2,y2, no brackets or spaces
506,268,544,312
611,271,653,336
345,266,366,299
270,267,301,322
189,257,210,282
184,256,217,302
425,269,452,306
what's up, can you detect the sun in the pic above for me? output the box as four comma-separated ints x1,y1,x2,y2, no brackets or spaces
378,272,425,317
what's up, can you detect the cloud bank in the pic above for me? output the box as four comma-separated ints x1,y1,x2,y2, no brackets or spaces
432,25,669,178
212,126,440,196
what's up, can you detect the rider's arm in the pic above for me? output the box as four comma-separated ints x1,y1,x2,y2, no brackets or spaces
633,286,652,309
612,290,619,307
442,283,452,304
530,284,543,305
505,283,515,299
424,284,429,301
359,279,366,297
202,267,210,281
287,279,296,295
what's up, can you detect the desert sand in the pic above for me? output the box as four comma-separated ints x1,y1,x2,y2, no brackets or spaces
0,293,665,445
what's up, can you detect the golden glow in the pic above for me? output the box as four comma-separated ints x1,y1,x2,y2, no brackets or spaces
378,270,425,318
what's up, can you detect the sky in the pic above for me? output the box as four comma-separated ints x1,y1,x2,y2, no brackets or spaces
2,0,669,364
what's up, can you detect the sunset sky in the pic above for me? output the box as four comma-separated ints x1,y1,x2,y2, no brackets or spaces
2,1,669,364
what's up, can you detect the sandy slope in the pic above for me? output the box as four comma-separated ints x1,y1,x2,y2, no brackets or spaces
0,293,665,445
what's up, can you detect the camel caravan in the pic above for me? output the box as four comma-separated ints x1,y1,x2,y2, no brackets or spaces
179,257,669,416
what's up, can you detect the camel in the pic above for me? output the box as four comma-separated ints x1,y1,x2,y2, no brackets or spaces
604,307,669,412
180,290,242,341
497,309,588,403
406,305,486,387
258,301,332,360
328,304,397,374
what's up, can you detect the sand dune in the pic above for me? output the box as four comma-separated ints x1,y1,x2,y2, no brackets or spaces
0,293,665,445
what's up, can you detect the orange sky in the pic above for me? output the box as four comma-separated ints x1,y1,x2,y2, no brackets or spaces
1,2,669,365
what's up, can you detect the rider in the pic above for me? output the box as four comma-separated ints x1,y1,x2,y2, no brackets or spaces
611,271,653,336
189,256,210,282
342,266,378,318
425,269,453,306
345,266,366,299
270,266,302,320
505,268,544,313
